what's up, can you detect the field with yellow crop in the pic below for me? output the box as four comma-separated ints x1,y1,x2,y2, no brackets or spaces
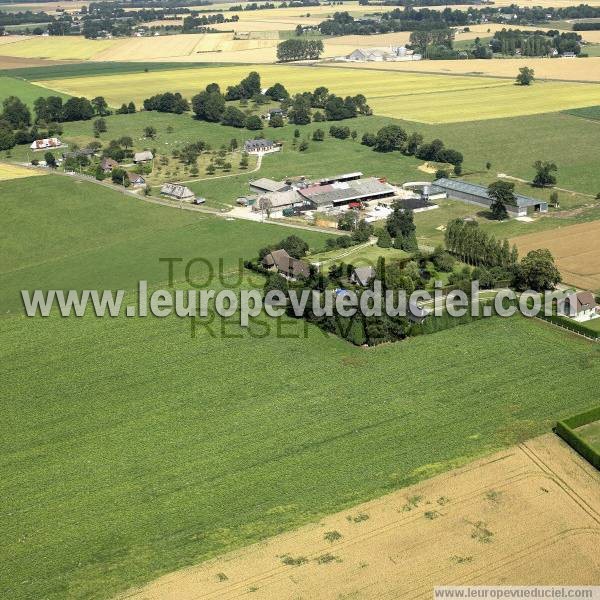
0,163,45,181
35,64,600,123
330,55,600,83
0,36,119,60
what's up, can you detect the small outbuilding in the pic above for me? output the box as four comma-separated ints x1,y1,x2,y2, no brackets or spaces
249,177,290,194
160,183,195,201
133,151,154,163
350,266,376,287
127,172,146,187
563,291,599,322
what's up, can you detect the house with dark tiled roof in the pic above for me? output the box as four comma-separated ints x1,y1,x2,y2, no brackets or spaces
262,248,310,280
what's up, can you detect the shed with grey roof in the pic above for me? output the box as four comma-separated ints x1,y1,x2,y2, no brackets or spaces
249,178,290,194
432,178,547,217
160,183,195,201
299,177,395,209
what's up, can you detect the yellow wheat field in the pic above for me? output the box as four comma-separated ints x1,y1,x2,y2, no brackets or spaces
0,163,45,181
34,64,600,123
0,36,119,60
322,56,600,83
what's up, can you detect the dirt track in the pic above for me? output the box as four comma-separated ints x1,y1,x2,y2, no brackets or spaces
120,434,600,600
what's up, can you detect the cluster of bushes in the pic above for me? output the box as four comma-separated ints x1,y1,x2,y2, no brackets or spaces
360,124,463,172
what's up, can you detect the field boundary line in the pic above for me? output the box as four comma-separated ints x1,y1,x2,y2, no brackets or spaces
519,442,600,523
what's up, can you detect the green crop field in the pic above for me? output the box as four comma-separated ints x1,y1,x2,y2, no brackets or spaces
0,61,234,81
31,64,600,123
2,156,600,600
0,75,67,106
0,175,332,313
2,178,600,600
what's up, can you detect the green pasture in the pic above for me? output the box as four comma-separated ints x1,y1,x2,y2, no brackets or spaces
0,175,332,314
2,172,600,600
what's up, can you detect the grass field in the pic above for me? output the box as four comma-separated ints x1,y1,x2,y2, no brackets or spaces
0,61,233,80
577,420,600,451
2,285,599,599
0,75,67,105
0,162,44,180
31,64,600,123
309,243,409,270
0,175,331,313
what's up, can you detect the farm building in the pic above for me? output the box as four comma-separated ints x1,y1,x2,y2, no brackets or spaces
127,172,146,187
262,248,310,280
298,177,396,210
101,158,118,173
244,139,281,154
252,189,305,216
432,178,548,217
62,148,96,160
249,178,290,194
30,137,62,151
133,151,153,164
318,172,363,185
563,291,599,322
345,47,422,62
160,183,195,201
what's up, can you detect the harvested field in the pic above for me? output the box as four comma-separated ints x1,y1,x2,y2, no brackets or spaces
511,220,600,291
0,55,77,70
0,163,44,181
121,433,600,600
34,64,600,123
321,56,600,83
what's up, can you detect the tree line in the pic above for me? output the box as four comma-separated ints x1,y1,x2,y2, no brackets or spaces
276,39,324,62
491,29,582,56
0,94,115,151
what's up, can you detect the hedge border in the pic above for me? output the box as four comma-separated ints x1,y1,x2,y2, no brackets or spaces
555,406,600,470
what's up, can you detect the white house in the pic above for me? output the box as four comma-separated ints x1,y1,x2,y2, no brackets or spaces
244,139,281,154
563,291,599,322
30,137,62,151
